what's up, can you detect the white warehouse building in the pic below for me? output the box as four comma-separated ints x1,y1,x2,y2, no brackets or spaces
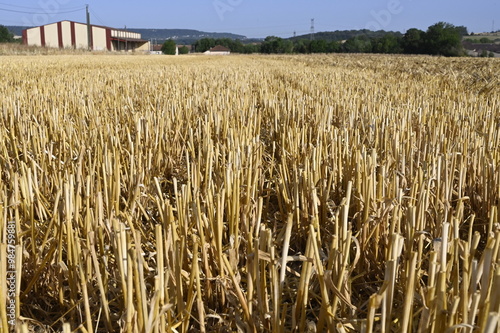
22,20,150,52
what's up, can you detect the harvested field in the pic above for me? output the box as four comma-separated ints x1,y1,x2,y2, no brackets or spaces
0,54,499,332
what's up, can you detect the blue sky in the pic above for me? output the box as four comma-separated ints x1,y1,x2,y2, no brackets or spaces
0,0,498,38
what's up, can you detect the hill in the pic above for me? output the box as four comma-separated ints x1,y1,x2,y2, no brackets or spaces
130,28,246,44
289,29,403,42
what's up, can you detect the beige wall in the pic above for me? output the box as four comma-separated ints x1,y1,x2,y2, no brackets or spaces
61,21,72,47
92,26,107,51
44,23,58,48
136,41,151,52
74,23,89,49
27,28,41,46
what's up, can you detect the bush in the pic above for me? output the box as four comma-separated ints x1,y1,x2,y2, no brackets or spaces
161,40,177,55
479,37,493,44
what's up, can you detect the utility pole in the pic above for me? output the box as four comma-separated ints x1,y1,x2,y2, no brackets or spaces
86,4,92,50
310,18,315,41
125,25,127,52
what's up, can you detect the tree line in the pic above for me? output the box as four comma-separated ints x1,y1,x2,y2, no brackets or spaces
189,22,469,57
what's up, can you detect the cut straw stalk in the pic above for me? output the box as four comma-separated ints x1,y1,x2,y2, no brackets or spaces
0,54,498,332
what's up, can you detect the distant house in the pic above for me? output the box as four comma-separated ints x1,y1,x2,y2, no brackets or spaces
204,45,230,55
150,44,163,55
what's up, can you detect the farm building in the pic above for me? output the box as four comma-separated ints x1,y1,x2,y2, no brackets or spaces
22,21,150,52
204,45,231,55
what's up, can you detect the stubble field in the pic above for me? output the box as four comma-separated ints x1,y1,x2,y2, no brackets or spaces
0,54,499,332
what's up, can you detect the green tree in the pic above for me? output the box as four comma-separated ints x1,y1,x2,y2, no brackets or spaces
161,39,177,55
0,25,14,43
193,38,215,53
372,34,403,54
424,22,464,56
293,39,310,53
259,37,274,53
216,38,244,53
327,41,341,53
260,36,292,54
454,25,469,37
343,36,372,53
242,44,258,54
402,28,425,54
281,40,294,54
310,40,328,53
178,45,189,54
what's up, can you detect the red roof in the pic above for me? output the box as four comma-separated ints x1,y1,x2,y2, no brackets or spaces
209,45,230,52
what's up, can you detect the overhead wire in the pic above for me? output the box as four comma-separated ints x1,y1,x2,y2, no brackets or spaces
89,7,108,27
0,6,85,15
0,2,84,10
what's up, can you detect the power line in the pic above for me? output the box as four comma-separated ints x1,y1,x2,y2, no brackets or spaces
0,2,49,9
89,7,107,26
0,6,85,15
0,2,84,10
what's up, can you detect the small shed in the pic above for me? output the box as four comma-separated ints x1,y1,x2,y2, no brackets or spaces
204,45,230,55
